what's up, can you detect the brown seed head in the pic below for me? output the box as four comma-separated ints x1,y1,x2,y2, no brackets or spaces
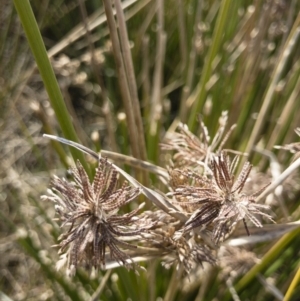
42,158,143,275
170,152,274,244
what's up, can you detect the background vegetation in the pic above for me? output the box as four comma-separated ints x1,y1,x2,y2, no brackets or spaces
1,0,300,300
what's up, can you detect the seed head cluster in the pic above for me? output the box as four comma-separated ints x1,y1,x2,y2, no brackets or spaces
43,114,276,277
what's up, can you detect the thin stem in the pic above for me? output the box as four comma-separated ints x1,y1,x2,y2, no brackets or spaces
283,265,300,301
13,0,89,173
78,0,119,153
179,0,202,122
266,71,300,151
115,0,148,162
101,150,169,180
102,0,141,160
188,0,233,132
176,0,188,72
141,35,151,121
89,270,112,301
164,266,182,301
148,0,166,162
242,13,300,160
47,0,139,58
256,156,300,203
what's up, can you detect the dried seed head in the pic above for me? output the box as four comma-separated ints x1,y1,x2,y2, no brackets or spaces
218,246,259,280
42,158,144,275
170,152,274,244
134,209,215,274
161,111,235,169
160,234,216,274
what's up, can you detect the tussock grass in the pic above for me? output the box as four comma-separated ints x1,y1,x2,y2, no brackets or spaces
1,0,300,300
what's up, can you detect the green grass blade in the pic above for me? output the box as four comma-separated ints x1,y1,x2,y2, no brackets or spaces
13,0,90,172
224,227,300,300
187,0,233,132
283,265,300,301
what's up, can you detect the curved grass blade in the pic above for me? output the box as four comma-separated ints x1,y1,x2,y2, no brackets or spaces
225,221,300,247
283,265,300,301
43,134,186,222
101,150,169,181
